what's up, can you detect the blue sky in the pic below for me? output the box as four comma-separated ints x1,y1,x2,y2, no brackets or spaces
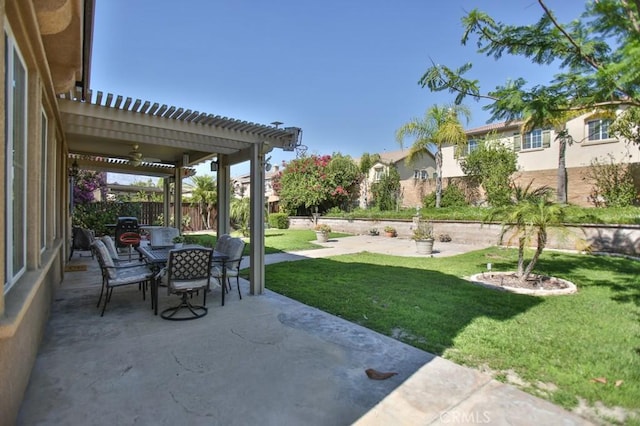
91,0,584,182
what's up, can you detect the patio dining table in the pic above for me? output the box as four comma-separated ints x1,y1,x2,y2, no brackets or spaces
136,243,229,314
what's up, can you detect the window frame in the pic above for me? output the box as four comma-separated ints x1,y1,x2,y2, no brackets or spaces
4,24,28,293
40,110,48,252
523,129,542,150
587,119,611,141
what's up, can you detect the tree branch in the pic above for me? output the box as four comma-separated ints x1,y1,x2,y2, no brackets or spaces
621,0,640,33
537,0,601,70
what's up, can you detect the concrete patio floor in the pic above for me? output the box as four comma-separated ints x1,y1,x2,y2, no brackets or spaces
17,236,593,425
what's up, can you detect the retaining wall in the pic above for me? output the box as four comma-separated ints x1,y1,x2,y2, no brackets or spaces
288,217,640,256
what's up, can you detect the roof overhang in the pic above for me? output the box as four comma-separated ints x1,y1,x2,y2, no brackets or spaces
59,89,303,177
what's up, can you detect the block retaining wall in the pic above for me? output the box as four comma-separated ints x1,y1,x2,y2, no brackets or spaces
288,217,640,256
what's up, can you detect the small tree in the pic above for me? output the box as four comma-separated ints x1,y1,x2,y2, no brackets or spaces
189,175,217,230
370,166,401,211
488,183,565,284
460,137,517,206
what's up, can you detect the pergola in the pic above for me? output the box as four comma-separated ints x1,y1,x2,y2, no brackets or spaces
60,88,302,294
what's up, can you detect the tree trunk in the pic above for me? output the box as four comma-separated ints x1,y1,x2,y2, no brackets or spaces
557,132,568,204
435,149,443,208
517,236,525,278
520,230,547,284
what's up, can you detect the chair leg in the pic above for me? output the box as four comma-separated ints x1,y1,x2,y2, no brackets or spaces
160,292,207,321
236,276,242,300
96,280,106,308
100,287,112,316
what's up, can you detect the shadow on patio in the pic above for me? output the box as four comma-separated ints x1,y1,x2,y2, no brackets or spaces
17,254,432,425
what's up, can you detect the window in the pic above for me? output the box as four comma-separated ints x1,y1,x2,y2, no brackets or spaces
420,170,428,180
41,111,48,252
467,139,479,155
523,129,542,150
587,119,610,141
513,129,550,151
373,167,384,182
5,27,28,292
413,170,420,179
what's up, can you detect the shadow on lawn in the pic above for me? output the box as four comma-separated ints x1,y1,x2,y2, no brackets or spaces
266,257,543,356
535,251,640,307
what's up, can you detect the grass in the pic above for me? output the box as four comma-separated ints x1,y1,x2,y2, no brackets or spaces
265,246,640,416
185,228,350,254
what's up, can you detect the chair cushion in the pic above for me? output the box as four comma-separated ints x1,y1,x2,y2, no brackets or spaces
93,240,117,279
110,267,153,286
171,278,210,291
101,235,120,260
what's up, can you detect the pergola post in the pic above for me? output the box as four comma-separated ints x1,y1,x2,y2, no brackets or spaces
249,143,266,295
216,155,231,236
163,177,171,226
174,168,182,231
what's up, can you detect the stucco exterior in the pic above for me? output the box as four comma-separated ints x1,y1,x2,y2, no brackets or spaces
360,149,437,208
440,113,640,206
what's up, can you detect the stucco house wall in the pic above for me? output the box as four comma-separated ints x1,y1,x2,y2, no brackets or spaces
361,150,437,208
440,112,640,206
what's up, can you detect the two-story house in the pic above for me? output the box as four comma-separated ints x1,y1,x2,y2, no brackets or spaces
233,165,282,213
440,112,640,206
359,149,437,208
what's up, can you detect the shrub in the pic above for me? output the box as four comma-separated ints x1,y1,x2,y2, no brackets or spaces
586,155,638,207
268,213,290,229
441,184,468,207
423,184,468,208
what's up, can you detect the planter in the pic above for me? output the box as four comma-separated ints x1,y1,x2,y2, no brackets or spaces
173,243,184,249
415,238,434,255
316,231,329,243
384,231,396,238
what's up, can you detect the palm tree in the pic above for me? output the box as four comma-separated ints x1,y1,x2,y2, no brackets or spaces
489,182,565,283
395,104,470,207
188,175,217,230
520,109,582,205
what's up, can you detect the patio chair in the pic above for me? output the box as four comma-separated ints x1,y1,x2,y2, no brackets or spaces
157,247,213,320
101,235,143,265
91,240,154,316
69,227,95,261
214,233,232,254
211,237,245,301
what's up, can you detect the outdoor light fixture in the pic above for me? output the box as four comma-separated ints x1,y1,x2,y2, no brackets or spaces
210,160,218,172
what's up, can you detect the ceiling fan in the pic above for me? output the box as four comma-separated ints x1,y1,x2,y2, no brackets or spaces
127,144,160,166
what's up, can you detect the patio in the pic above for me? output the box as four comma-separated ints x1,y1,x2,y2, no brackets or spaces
17,252,431,425
17,238,593,425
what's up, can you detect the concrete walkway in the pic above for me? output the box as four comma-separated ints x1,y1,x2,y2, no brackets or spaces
17,235,593,425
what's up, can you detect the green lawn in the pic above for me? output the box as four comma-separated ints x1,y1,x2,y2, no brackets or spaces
186,228,350,254
265,247,640,417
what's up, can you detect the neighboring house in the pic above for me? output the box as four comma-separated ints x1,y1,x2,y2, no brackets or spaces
359,149,437,208
233,165,282,213
440,113,640,206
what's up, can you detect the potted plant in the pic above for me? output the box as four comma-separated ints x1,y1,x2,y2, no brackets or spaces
369,227,379,236
314,224,331,243
172,235,185,248
383,225,396,237
412,221,434,255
